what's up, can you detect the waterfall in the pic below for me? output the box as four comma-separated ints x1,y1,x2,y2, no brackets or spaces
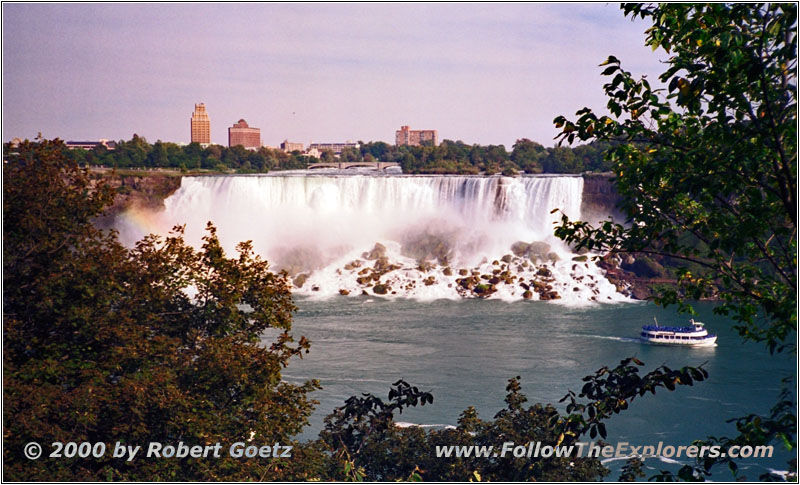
115,174,627,304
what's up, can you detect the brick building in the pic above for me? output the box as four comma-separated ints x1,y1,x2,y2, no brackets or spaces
395,125,438,147
228,119,261,149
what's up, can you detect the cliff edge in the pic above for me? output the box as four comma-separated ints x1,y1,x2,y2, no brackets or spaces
580,172,624,223
93,172,182,228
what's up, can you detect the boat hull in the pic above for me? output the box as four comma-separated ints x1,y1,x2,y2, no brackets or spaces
641,336,717,347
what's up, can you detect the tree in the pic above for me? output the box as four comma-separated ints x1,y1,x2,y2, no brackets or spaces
93,141,109,159
361,141,392,161
485,144,510,164
121,134,149,166
573,141,614,172
183,141,202,160
248,151,268,172
542,146,582,173
165,142,187,168
511,138,545,173
320,149,336,163
203,144,223,162
3,139,318,480
147,140,168,167
553,3,796,479
339,147,362,163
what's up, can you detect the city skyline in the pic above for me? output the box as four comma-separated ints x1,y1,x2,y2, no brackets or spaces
2,3,667,148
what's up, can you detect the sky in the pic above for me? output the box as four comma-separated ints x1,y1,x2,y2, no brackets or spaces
2,3,667,148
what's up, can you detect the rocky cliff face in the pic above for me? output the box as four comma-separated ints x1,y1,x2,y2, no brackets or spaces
580,173,624,224
579,174,698,301
93,173,182,228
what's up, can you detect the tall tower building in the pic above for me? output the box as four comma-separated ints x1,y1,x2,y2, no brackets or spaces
191,103,211,145
228,119,261,149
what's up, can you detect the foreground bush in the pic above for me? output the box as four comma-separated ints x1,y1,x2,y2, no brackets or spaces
4,140,317,480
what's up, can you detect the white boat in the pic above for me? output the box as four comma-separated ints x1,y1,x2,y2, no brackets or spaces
640,318,717,347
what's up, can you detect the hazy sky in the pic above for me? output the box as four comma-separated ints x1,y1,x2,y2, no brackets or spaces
2,3,666,148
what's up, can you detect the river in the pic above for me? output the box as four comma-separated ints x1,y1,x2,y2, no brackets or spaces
115,173,796,480
280,296,794,480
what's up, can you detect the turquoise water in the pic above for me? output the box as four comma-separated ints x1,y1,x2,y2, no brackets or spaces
275,297,795,480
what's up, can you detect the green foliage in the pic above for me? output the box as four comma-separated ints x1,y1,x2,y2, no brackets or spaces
339,147,362,163
511,138,546,173
1,134,619,176
3,141,717,482
44,137,308,173
619,456,646,481
319,379,434,481
320,149,336,163
3,139,318,480
554,4,796,348
556,358,708,444
652,381,797,482
315,358,704,482
542,146,581,174
553,2,796,479
387,139,609,175
317,378,606,482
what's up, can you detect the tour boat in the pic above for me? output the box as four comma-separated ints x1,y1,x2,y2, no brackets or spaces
640,318,717,346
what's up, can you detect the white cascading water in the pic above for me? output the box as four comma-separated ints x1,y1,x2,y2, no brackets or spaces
114,174,627,304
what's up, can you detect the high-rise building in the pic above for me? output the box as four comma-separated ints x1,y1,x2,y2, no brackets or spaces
396,125,438,147
191,103,211,145
228,119,261,149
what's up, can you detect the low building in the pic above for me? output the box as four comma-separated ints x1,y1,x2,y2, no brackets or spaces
308,141,360,156
228,119,261,149
396,125,438,147
65,139,116,151
280,140,304,153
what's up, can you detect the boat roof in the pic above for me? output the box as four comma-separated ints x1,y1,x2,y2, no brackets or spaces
643,325,699,333
643,323,706,332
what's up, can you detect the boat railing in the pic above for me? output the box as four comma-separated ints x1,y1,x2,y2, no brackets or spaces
642,325,699,333
641,332,716,340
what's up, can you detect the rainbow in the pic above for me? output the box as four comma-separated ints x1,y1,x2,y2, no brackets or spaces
113,207,167,243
